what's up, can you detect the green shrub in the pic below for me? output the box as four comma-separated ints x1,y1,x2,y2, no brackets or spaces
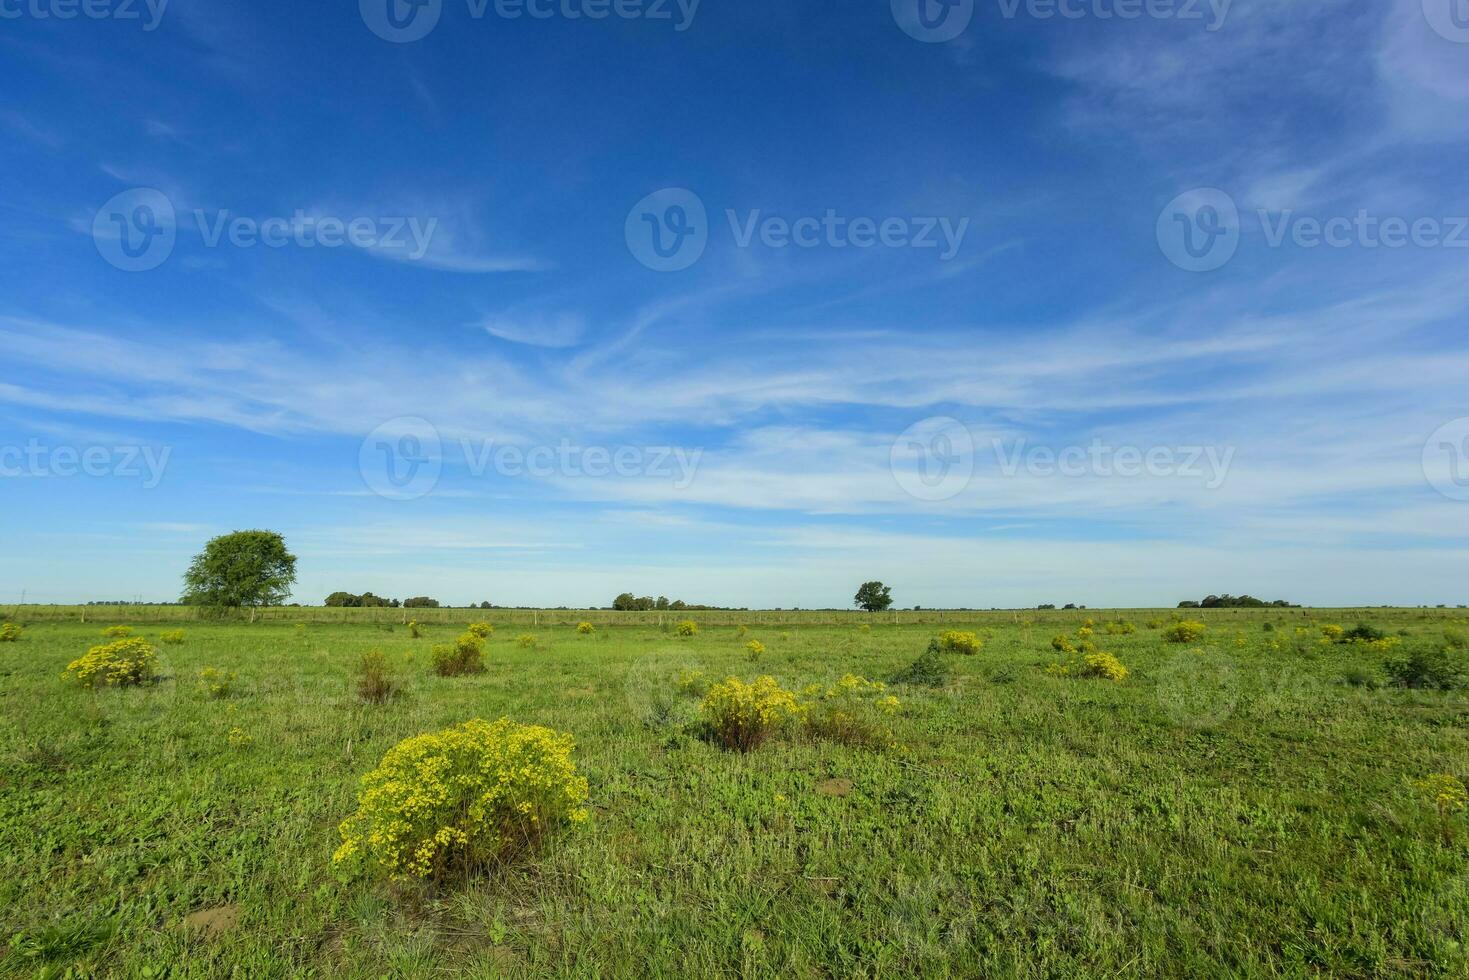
1164,621,1206,644
407,620,424,639
517,634,539,649
356,650,398,704
1341,665,1380,689
1343,623,1386,643
65,638,158,687
674,667,709,697
1383,647,1468,691
891,640,951,687
333,718,589,881
801,675,901,749
432,633,486,677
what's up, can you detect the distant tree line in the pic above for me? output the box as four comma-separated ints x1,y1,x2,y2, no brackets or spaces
324,592,462,609
610,593,743,611
1178,594,1296,609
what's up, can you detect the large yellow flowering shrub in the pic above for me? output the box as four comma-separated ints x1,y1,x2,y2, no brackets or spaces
333,718,589,881
576,622,596,635
938,630,982,655
675,620,699,637
65,638,159,687
700,676,803,751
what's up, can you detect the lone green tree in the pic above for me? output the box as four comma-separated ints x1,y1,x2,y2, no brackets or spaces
182,531,297,615
854,581,893,612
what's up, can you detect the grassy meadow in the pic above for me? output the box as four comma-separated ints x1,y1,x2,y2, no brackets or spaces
1,608,1467,977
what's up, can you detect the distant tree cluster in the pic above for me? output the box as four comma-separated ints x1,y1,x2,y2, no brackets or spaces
325,591,400,608
1178,594,1296,609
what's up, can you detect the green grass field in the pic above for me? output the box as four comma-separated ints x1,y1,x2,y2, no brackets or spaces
2,609,1467,977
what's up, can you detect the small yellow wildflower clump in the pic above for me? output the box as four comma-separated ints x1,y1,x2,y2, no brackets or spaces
159,629,185,645
517,633,539,649
466,622,494,638
198,666,236,699
1104,620,1137,636
675,620,699,637
1415,774,1468,817
674,667,709,696
407,620,424,639
804,675,902,749
333,718,590,881
226,727,252,748
700,676,804,751
0,622,22,643
938,630,982,655
101,625,133,638
431,632,486,676
1321,624,1345,641
745,639,766,661
1164,621,1207,644
576,622,596,635
858,623,871,632
1051,634,1077,654
66,638,158,687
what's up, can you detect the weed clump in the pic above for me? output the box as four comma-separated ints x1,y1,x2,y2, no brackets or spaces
333,718,589,881
675,620,699,637
517,634,539,649
576,622,596,635
356,650,399,703
1384,647,1468,691
197,666,236,698
159,629,185,645
802,675,901,749
1164,621,1206,644
891,640,951,688
745,639,766,661
66,638,158,687
700,676,803,751
674,668,709,697
101,625,133,638
0,622,21,642
938,630,982,655
466,622,494,639
432,632,486,677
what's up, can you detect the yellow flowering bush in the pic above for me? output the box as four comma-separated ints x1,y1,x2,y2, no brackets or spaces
1078,651,1130,682
1104,620,1137,636
0,622,21,642
674,667,709,697
675,620,699,637
576,622,596,635
1164,621,1207,644
65,638,158,687
159,629,185,645
700,676,804,751
101,625,133,638
408,620,424,639
466,622,494,639
938,630,982,655
431,632,486,676
745,639,766,660
1051,634,1077,654
198,666,236,698
1321,624,1345,641
333,718,590,881
803,674,901,749
517,633,539,649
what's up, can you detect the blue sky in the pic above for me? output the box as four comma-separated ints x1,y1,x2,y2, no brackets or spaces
3,0,1469,608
